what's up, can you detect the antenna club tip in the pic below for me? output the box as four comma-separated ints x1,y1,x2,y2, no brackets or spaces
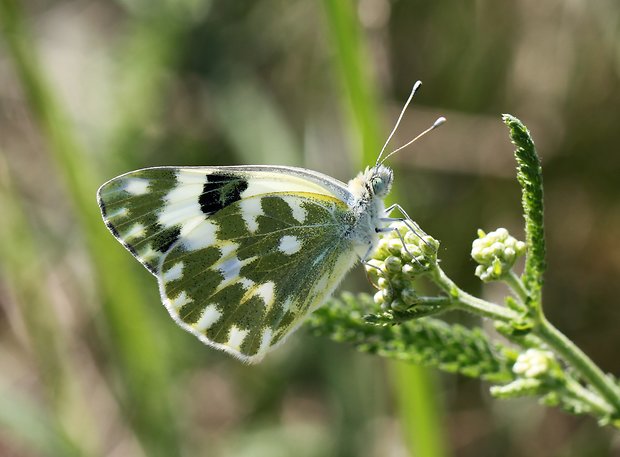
433,117,447,128
411,80,423,94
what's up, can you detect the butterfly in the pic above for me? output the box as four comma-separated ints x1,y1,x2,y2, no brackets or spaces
97,81,444,363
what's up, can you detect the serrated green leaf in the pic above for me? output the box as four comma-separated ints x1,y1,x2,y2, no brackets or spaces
307,293,515,382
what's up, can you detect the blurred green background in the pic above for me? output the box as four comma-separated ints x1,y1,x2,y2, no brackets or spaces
1,0,619,456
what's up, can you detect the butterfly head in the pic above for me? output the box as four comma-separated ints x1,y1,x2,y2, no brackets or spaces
348,164,393,202
368,164,393,198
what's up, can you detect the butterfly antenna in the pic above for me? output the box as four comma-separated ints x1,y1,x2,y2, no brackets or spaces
378,116,446,166
375,80,423,166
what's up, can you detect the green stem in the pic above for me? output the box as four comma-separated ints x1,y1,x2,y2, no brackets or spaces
564,376,615,420
430,265,519,322
430,264,620,416
504,271,528,304
392,363,448,457
535,316,620,412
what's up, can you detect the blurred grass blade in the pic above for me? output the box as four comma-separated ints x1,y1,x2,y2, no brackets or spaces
392,363,449,457
321,0,382,164
106,3,203,169
321,1,448,456
211,77,302,165
0,385,84,457
0,1,182,455
0,156,91,456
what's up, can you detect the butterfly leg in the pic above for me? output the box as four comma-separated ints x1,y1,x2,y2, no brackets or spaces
380,217,435,254
382,204,435,253
384,203,418,226
375,225,426,267
361,256,395,300
383,204,426,237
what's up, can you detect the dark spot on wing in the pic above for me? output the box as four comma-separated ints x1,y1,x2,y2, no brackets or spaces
99,197,107,217
199,174,248,215
152,225,181,253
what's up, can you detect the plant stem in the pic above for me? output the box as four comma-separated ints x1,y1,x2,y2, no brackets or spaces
430,265,519,322
430,263,620,416
535,316,620,412
564,376,615,419
504,271,528,304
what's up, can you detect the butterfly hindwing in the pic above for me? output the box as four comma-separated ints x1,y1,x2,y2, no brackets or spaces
158,192,358,362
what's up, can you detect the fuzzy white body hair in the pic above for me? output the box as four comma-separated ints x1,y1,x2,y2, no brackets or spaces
345,165,393,259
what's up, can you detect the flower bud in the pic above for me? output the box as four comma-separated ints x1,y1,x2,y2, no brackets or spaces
401,287,418,306
513,349,555,378
387,239,403,256
384,255,403,273
471,227,526,281
367,219,440,314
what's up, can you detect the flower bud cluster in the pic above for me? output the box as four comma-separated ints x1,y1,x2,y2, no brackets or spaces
366,221,439,311
513,349,555,378
491,349,559,399
471,228,526,282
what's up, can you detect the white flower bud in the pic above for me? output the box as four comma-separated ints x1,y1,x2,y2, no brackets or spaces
384,256,402,273
387,239,403,255
513,349,554,378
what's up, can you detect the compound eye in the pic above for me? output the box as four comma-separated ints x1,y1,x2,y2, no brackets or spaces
371,176,384,194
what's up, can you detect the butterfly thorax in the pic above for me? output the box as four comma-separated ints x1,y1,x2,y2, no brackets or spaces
346,165,393,259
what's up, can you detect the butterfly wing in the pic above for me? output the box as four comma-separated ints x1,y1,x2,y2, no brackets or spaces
97,166,351,274
158,191,358,362
97,167,186,273
98,166,358,362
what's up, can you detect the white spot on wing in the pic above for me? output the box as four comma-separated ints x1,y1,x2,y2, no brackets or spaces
278,235,302,255
194,304,222,331
255,282,275,309
227,326,249,351
158,204,204,229
218,257,242,281
258,328,273,353
219,242,238,258
107,207,129,219
158,171,205,229
139,244,159,261
124,178,150,195
280,196,307,223
183,220,218,251
169,291,192,310
239,277,255,289
281,297,293,312
124,223,145,240
238,198,263,232
163,262,184,282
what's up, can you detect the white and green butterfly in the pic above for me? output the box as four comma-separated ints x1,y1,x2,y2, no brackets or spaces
97,82,444,363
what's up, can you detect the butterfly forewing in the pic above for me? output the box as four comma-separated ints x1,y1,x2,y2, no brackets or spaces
158,192,358,362
98,166,335,274
97,168,186,273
